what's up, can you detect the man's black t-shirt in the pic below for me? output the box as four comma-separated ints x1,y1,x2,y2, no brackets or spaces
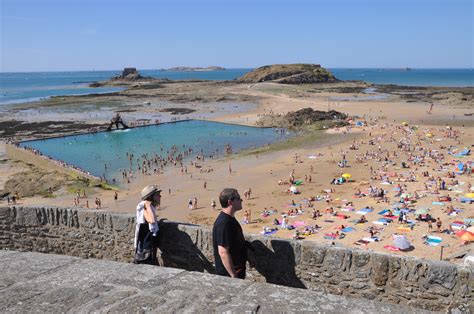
212,211,247,277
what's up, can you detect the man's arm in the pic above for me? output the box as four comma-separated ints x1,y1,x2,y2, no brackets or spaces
218,245,237,278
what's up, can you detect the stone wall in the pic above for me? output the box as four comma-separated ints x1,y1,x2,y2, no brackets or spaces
1,206,472,312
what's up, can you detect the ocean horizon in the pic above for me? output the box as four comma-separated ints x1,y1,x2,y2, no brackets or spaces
1,68,472,106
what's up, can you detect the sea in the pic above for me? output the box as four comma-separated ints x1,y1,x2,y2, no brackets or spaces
0,68,472,106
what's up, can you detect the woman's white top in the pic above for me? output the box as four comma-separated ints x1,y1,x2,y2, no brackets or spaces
134,201,159,248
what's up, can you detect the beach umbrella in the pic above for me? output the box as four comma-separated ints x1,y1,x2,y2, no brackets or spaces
393,235,411,250
342,173,352,179
456,230,474,243
426,133,433,138
290,186,297,193
466,193,474,198
415,208,428,215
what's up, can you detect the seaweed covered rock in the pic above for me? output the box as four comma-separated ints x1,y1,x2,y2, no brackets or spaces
238,64,338,84
285,108,347,127
257,107,348,129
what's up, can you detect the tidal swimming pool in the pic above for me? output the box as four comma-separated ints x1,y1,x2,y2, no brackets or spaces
19,120,291,180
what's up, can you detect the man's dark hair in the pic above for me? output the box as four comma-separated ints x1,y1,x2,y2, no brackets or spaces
219,188,240,208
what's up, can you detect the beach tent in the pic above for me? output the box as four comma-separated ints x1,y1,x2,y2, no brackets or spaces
456,230,474,243
393,235,411,250
402,122,408,126
342,173,352,179
466,193,474,198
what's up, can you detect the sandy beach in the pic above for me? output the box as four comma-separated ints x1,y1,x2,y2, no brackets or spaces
1,80,473,263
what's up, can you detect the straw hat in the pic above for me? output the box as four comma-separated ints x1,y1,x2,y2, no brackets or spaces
141,185,161,200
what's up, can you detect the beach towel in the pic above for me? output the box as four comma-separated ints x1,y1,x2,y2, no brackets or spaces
324,220,335,223
460,197,474,204
262,229,278,236
362,237,379,242
451,222,466,230
397,226,411,232
432,201,445,205
354,240,370,246
336,214,349,219
378,218,393,223
356,208,373,215
341,207,355,212
373,221,387,226
324,233,337,240
425,235,442,246
384,245,400,251
378,209,390,215
342,227,355,233
284,203,301,207
292,221,306,227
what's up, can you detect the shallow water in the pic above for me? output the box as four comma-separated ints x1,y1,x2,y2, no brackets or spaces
19,120,291,180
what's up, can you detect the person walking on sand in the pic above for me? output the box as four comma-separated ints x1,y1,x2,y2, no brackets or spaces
212,188,247,279
436,217,442,233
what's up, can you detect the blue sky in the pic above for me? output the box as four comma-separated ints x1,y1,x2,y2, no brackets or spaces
1,0,472,71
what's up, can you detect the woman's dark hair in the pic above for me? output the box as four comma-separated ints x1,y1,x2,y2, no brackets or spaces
145,191,160,206
219,188,240,208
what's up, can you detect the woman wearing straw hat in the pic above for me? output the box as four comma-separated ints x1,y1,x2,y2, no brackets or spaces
134,185,162,265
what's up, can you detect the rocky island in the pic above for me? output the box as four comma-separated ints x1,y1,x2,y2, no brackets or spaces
237,63,338,84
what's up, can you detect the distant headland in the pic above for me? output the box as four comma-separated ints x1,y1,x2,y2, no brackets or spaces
161,66,226,71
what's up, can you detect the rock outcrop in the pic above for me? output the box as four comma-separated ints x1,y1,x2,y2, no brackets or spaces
285,108,347,127
238,64,338,84
112,67,147,81
257,108,348,129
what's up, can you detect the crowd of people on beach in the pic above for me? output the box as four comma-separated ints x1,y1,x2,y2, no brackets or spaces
253,120,473,254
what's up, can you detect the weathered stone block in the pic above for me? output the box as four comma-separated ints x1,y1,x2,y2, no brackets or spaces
352,250,371,268
370,254,389,286
300,242,327,265
424,261,458,290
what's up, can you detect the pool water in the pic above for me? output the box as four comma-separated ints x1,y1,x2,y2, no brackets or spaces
19,120,290,180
